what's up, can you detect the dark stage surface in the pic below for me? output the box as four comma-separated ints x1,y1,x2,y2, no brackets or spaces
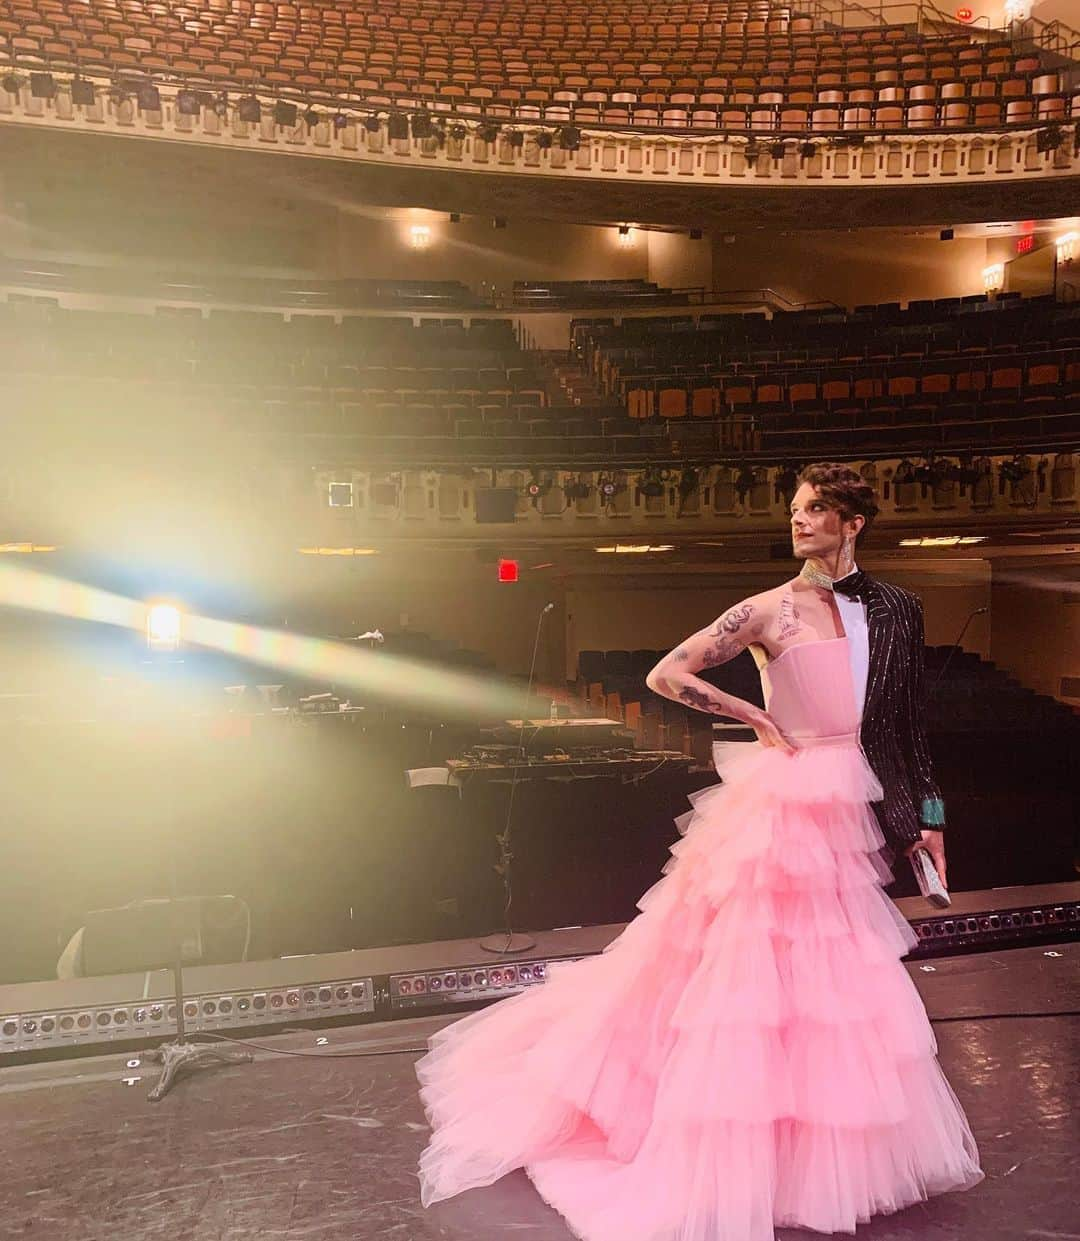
1,941,1077,1241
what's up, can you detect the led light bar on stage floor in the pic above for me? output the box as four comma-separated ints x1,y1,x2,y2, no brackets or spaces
0,956,376,1058
1,885,1077,1060
389,955,591,1012
906,883,1080,956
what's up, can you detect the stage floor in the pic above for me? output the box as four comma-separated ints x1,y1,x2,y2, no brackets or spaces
1,940,1076,1241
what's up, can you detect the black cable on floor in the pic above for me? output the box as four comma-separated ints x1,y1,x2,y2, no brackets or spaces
190,1030,429,1058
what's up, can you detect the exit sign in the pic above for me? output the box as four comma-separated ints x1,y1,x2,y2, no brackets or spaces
1016,234,1036,255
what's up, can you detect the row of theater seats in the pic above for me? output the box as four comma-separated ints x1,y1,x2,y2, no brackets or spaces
1,0,1065,131
575,296,1080,451
513,279,694,308
620,349,1080,416
579,644,1075,747
583,295,1079,388
0,261,488,310
0,302,554,422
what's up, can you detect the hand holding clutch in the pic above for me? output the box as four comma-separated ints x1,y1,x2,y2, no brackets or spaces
909,846,951,908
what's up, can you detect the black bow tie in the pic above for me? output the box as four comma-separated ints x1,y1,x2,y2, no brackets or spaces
832,569,868,600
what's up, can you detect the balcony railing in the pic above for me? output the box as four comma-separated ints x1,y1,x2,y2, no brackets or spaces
2,71,1077,194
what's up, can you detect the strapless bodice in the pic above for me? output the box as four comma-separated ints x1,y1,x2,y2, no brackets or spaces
759,637,860,747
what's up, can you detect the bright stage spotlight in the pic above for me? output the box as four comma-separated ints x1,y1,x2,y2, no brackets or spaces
146,603,182,652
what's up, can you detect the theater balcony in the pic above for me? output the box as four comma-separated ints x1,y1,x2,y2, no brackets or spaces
0,1,1078,231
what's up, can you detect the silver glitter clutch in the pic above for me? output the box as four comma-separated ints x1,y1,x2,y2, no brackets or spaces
909,846,951,908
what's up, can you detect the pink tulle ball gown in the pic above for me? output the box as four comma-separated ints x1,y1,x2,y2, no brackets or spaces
415,636,984,1240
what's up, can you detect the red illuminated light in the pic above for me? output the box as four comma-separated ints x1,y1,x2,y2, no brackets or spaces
955,6,973,21
1016,234,1036,255
498,559,519,582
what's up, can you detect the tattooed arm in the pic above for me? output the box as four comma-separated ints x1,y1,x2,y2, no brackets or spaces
645,599,769,726
645,596,795,753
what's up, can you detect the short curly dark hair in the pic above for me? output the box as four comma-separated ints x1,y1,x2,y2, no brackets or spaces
797,462,880,545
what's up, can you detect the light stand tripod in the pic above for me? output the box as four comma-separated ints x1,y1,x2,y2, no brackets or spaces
478,601,556,955
139,604,252,1101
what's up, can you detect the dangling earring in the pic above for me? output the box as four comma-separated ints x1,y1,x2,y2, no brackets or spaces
842,535,853,572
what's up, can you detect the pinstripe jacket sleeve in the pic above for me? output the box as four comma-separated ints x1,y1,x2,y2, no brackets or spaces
899,593,947,832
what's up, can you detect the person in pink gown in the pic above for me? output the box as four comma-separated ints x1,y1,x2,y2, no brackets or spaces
415,462,984,1240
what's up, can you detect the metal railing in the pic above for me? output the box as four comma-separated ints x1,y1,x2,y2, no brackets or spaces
1,60,1073,142
1012,16,1080,70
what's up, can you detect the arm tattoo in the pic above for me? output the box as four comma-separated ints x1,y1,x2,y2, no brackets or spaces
777,592,802,641
676,684,729,714
673,647,690,662
713,603,754,635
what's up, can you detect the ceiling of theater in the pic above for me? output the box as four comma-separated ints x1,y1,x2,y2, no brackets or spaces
2,125,1078,236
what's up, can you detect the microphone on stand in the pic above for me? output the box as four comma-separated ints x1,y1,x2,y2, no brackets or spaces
930,606,987,698
479,599,558,956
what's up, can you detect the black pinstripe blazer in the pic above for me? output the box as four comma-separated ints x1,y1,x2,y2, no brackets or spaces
857,575,946,858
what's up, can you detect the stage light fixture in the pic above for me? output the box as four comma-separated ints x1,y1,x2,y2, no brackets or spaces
770,140,785,159
273,100,298,126
1,73,19,94
387,112,410,139
800,141,816,160
29,72,56,99
506,128,524,148
146,603,182,653
744,141,760,161
476,121,500,142
333,111,350,129
136,82,161,111
303,106,320,128
447,121,467,141
410,224,432,250
237,95,261,122
559,124,581,150
638,467,666,499
410,110,433,138
363,112,382,133
1035,124,1062,153
176,88,200,116
71,77,96,106
535,129,554,149
678,467,699,497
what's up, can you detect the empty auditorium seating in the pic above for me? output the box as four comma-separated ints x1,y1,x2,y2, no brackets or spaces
577,295,1080,452
513,279,698,308
0,0,1072,133
0,298,554,437
3,283,1078,456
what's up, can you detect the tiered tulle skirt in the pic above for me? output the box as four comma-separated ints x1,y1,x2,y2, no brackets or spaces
416,740,984,1240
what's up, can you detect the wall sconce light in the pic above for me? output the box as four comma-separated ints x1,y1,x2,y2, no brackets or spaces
1055,231,1078,263
982,263,1005,292
410,224,432,250
617,225,635,248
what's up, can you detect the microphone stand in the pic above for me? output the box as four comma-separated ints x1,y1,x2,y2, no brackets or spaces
929,606,988,699
478,602,556,954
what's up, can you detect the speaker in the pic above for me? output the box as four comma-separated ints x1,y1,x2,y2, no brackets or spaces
474,487,518,523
